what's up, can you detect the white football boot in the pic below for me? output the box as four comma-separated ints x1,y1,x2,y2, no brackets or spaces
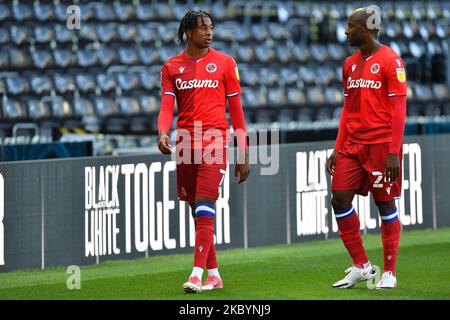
375,271,397,289
332,262,377,289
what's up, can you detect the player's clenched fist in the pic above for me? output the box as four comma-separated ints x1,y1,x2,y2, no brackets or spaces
327,150,339,175
158,131,172,155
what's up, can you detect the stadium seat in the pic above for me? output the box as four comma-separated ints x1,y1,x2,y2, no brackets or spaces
254,109,274,123
31,76,53,95
77,47,99,67
93,2,116,21
155,3,176,20
158,22,179,44
97,47,118,66
118,97,141,116
277,109,296,123
114,1,135,21
8,48,32,69
316,107,333,121
35,26,54,44
74,98,96,117
10,26,31,45
117,25,138,42
116,72,140,92
324,86,343,105
53,74,76,94
27,99,52,119
275,45,293,64
310,44,329,63
54,25,75,43
260,67,279,87
432,83,449,102
94,97,120,117
138,23,159,43
118,47,139,65
34,2,55,22
267,87,287,106
306,86,325,105
254,43,277,63
136,71,158,91
31,48,54,69
236,45,255,63
0,28,11,45
0,3,12,22
280,67,298,87
250,24,269,42
97,23,118,43
137,46,160,65
5,76,30,95
96,74,117,93
241,87,267,109
2,99,28,119
53,48,76,68
135,3,153,21
268,23,290,41
292,43,311,63
138,95,159,115
12,2,34,21
297,107,314,122
75,74,97,94
79,24,98,42
286,88,306,106
50,98,75,119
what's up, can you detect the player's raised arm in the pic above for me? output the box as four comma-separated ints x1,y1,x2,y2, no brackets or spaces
157,64,175,154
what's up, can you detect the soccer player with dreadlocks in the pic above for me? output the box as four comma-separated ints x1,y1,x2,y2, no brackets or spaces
157,11,250,293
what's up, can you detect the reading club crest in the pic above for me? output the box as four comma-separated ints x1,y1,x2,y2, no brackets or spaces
206,63,217,73
370,63,380,74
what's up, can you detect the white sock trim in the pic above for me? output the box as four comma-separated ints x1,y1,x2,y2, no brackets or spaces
190,267,203,280
208,268,221,278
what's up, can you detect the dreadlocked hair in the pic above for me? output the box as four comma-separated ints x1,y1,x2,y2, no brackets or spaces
177,10,214,43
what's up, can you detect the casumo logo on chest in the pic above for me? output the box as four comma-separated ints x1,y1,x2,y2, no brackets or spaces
347,77,382,89
175,78,219,90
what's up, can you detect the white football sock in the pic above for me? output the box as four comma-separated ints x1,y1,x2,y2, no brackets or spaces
190,267,203,280
208,268,221,279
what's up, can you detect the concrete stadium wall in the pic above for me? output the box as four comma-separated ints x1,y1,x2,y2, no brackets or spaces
0,134,449,272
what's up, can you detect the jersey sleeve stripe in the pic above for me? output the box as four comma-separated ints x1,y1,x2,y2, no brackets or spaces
388,93,396,96
227,92,239,97
164,91,176,97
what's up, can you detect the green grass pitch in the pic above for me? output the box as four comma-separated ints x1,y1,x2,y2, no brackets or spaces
1,228,449,300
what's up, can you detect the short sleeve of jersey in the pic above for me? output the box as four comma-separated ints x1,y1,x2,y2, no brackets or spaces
385,57,407,97
161,63,176,97
224,57,241,97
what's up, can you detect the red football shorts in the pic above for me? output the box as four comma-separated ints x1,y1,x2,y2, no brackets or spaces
176,145,227,204
331,142,403,202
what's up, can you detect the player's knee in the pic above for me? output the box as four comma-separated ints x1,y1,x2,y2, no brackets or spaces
375,200,396,214
331,196,351,212
195,196,216,206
